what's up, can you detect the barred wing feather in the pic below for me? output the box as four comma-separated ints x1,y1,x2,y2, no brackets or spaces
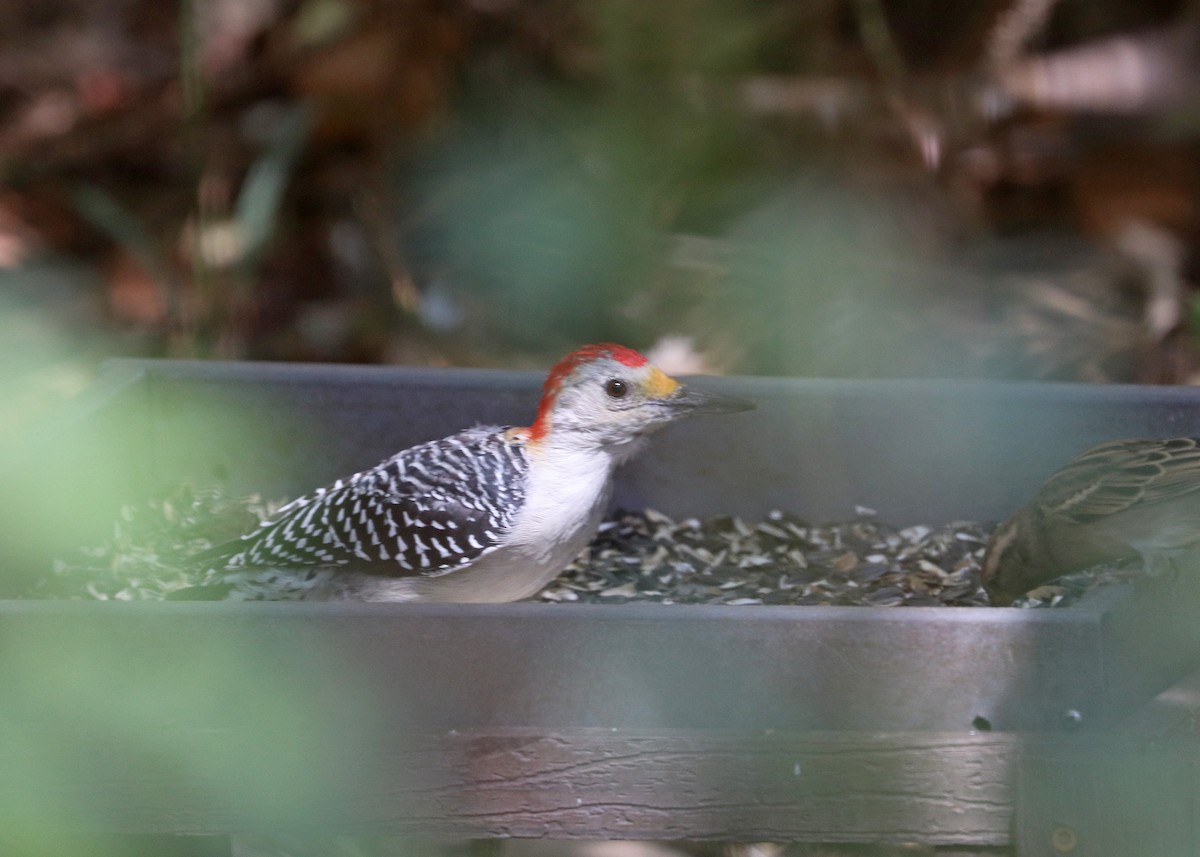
215,426,528,576
1039,437,1200,525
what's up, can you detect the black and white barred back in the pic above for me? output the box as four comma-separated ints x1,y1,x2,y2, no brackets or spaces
207,425,529,577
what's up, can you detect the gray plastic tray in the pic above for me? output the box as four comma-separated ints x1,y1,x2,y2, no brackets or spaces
4,359,1200,844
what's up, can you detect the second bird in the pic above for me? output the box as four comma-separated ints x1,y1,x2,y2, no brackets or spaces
982,437,1200,605
193,343,753,602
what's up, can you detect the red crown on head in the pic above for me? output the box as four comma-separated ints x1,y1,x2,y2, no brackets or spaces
529,344,649,442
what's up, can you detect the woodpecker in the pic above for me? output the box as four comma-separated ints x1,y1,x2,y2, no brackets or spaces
982,437,1200,605
192,344,753,602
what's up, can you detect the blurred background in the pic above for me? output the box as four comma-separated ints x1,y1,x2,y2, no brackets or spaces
1,0,1199,438
2,4,1199,854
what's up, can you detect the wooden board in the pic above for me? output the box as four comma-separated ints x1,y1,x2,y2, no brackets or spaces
0,724,1017,842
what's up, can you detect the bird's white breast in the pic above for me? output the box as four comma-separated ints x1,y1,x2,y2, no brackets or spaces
508,444,616,563
391,442,619,603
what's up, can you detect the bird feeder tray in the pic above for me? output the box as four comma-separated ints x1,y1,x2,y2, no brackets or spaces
5,358,1200,854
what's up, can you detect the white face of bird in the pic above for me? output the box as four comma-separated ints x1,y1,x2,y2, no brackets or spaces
531,345,752,454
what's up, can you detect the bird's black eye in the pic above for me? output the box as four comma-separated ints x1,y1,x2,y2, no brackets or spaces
604,378,628,399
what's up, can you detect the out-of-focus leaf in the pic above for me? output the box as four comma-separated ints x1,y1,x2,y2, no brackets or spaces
71,185,173,290
290,0,360,49
235,104,314,274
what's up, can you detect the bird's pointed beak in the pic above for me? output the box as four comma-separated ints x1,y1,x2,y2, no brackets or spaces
662,385,755,416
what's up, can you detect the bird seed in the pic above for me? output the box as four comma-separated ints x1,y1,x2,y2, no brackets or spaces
40,485,1124,607
538,508,1123,608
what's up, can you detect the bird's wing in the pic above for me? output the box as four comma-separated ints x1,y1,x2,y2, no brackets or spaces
208,427,529,576
1037,437,1200,525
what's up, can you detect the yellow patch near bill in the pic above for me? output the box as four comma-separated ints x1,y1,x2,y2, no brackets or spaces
644,367,680,399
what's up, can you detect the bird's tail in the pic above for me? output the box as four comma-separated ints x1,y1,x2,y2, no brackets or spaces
164,581,236,600
160,536,251,600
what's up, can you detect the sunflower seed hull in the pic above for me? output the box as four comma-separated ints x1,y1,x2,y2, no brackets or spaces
541,508,1122,608
47,489,1124,608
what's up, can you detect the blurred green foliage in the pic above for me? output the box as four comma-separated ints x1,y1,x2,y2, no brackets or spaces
0,604,390,851
2,0,1197,382
400,1,804,351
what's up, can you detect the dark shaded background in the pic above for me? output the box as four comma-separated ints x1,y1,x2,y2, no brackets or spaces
1,0,1199,438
